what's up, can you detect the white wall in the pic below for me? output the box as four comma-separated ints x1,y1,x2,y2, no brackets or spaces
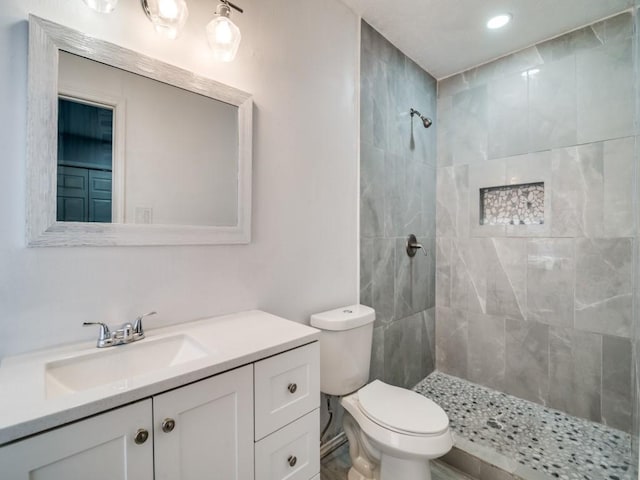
0,0,359,357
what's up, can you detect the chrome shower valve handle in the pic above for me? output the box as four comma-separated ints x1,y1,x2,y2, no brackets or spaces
406,234,428,257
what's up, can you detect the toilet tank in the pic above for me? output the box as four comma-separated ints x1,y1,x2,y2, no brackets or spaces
310,305,375,396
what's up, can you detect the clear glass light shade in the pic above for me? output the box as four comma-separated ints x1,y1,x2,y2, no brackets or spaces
206,15,241,62
143,0,189,39
83,0,118,13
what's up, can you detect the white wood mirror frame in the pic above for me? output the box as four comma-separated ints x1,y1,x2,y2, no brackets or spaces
26,15,253,246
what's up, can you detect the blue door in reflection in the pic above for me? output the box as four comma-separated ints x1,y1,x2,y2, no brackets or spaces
57,98,113,223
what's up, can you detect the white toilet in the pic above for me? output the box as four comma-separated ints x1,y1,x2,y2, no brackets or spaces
311,305,453,480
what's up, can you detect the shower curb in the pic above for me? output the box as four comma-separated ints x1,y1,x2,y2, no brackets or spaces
442,435,553,480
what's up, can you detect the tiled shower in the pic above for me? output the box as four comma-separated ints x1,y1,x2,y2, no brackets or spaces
436,10,635,431
358,7,640,479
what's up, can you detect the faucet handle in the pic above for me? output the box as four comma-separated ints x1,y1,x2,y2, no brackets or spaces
83,322,112,347
133,311,157,338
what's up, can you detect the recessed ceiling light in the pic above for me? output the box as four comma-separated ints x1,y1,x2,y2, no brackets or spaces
487,14,512,30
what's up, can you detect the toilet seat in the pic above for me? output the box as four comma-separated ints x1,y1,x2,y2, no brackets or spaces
358,380,449,436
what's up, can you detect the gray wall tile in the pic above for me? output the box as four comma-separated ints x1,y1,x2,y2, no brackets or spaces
360,142,385,237
505,318,549,404
486,238,527,319
371,237,395,325
526,238,575,327
369,325,385,382
602,335,632,432
422,308,436,378
437,96,453,167
384,313,423,388
452,85,488,165
436,307,469,378
467,313,505,390
603,136,635,237
488,73,529,159
591,11,634,44
536,24,602,63
360,237,373,308
528,55,577,152
577,39,634,143
436,238,451,308
575,238,632,337
550,143,604,238
548,327,602,421
437,165,469,238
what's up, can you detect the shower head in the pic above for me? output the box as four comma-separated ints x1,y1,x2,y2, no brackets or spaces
410,108,433,128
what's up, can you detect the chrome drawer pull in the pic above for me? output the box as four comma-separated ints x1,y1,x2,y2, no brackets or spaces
287,383,297,394
287,455,297,467
162,418,176,433
134,428,149,445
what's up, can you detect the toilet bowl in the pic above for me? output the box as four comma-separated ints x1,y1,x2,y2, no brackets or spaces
340,380,452,480
310,305,453,480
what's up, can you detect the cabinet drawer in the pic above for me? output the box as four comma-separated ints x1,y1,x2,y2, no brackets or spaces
255,409,320,480
254,342,320,440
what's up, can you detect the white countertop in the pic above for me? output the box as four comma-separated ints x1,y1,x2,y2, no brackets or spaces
0,310,319,446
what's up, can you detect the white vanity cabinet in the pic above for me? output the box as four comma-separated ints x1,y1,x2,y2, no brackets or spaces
0,341,320,480
0,365,254,480
0,399,154,480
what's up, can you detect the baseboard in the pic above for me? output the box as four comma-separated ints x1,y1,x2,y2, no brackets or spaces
320,431,347,458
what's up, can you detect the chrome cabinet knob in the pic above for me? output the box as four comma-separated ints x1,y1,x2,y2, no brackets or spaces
287,455,297,467
287,383,297,394
134,428,149,445
162,418,176,433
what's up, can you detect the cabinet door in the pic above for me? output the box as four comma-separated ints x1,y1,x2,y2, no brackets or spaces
153,365,254,480
0,399,153,480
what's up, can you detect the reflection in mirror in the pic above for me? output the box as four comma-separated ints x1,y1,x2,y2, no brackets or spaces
26,15,252,246
58,51,239,228
57,97,114,223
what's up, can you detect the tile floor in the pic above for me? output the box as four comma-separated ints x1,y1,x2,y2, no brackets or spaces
414,372,634,480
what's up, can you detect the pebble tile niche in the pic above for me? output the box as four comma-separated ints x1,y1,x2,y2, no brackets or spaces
415,373,633,480
480,182,544,226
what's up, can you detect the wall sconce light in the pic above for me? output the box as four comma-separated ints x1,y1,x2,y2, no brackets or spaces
80,0,245,61
206,1,243,62
141,0,189,39
82,0,118,14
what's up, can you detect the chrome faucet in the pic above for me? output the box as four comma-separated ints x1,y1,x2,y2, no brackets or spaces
84,311,157,348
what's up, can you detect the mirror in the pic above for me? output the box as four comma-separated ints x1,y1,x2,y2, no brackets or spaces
26,15,252,246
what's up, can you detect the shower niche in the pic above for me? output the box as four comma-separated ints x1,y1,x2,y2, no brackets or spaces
479,182,544,226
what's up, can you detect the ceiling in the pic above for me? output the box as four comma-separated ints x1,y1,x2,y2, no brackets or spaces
338,0,634,79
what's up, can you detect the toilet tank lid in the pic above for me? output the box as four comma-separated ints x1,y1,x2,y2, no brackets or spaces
310,304,375,331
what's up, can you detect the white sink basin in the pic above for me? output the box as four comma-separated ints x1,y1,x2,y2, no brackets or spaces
45,335,209,399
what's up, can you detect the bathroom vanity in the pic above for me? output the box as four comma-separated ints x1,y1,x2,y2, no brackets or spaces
0,311,320,480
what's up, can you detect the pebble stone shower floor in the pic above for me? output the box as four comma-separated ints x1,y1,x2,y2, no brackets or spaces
414,372,633,480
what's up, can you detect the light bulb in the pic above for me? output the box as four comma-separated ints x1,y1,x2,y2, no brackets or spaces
141,0,189,39
83,0,118,13
158,0,179,19
487,14,512,30
215,20,233,44
206,4,241,62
